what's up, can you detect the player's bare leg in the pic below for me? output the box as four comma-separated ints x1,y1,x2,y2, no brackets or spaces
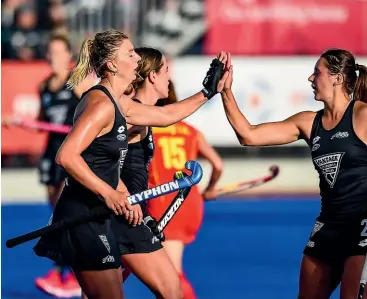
298,255,341,299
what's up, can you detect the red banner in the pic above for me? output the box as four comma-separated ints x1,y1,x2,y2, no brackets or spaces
1,62,50,154
205,0,367,55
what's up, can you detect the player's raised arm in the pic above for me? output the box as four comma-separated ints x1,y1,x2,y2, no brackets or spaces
122,52,229,127
220,54,315,146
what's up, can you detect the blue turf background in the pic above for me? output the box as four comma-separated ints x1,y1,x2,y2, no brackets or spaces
2,196,341,299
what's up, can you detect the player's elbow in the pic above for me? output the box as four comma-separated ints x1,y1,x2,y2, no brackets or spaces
55,147,74,169
237,127,257,146
238,135,256,146
55,149,67,168
213,158,224,173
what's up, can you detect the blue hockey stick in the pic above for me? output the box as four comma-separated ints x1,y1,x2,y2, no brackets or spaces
5,160,203,248
127,160,202,204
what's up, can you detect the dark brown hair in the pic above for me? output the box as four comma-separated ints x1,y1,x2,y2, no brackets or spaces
67,29,129,89
321,48,367,102
125,47,164,95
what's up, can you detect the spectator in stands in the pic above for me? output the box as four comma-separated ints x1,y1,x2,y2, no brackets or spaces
4,4,43,61
146,0,203,38
1,0,25,28
48,1,68,35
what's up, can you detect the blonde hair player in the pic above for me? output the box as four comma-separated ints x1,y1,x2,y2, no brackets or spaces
33,29,229,299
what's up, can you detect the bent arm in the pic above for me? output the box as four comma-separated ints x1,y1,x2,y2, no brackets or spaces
221,90,311,146
56,97,116,198
123,92,208,127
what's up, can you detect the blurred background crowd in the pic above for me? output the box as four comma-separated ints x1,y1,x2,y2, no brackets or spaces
3,0,366,167
1,0,205,61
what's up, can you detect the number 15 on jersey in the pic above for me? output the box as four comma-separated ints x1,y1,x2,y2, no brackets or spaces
158,137,187,169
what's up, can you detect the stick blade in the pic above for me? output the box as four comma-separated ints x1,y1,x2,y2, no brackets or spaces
269,165,280,177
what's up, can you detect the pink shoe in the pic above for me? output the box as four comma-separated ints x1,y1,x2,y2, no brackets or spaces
35,269,65,297
35,270,81,298
62,272,82,298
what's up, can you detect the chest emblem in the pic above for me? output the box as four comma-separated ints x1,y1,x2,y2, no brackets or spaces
313,152,345,188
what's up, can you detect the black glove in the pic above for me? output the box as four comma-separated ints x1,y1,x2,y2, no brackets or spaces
143,215,165,242
201,58,225,99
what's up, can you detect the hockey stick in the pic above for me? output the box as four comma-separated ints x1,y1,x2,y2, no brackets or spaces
357,255,367,299
122,171,191,281
20,120,71,134
210,165,279,199
2,119,71,134
5,161,202,249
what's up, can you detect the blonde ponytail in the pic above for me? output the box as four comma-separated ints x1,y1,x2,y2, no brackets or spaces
67,38,94,90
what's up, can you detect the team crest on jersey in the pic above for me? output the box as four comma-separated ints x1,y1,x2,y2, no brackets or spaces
313,152,345,188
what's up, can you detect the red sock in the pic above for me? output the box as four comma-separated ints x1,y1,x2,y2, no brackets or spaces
179,272,197,299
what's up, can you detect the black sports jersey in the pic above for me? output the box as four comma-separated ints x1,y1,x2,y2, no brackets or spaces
310,100,367,222
39,74,79,141
120,99,154,209
66,85,128,191
111,99,160,255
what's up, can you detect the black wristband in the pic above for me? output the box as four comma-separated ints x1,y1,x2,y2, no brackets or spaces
202,58,224,100
201,88,211,99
